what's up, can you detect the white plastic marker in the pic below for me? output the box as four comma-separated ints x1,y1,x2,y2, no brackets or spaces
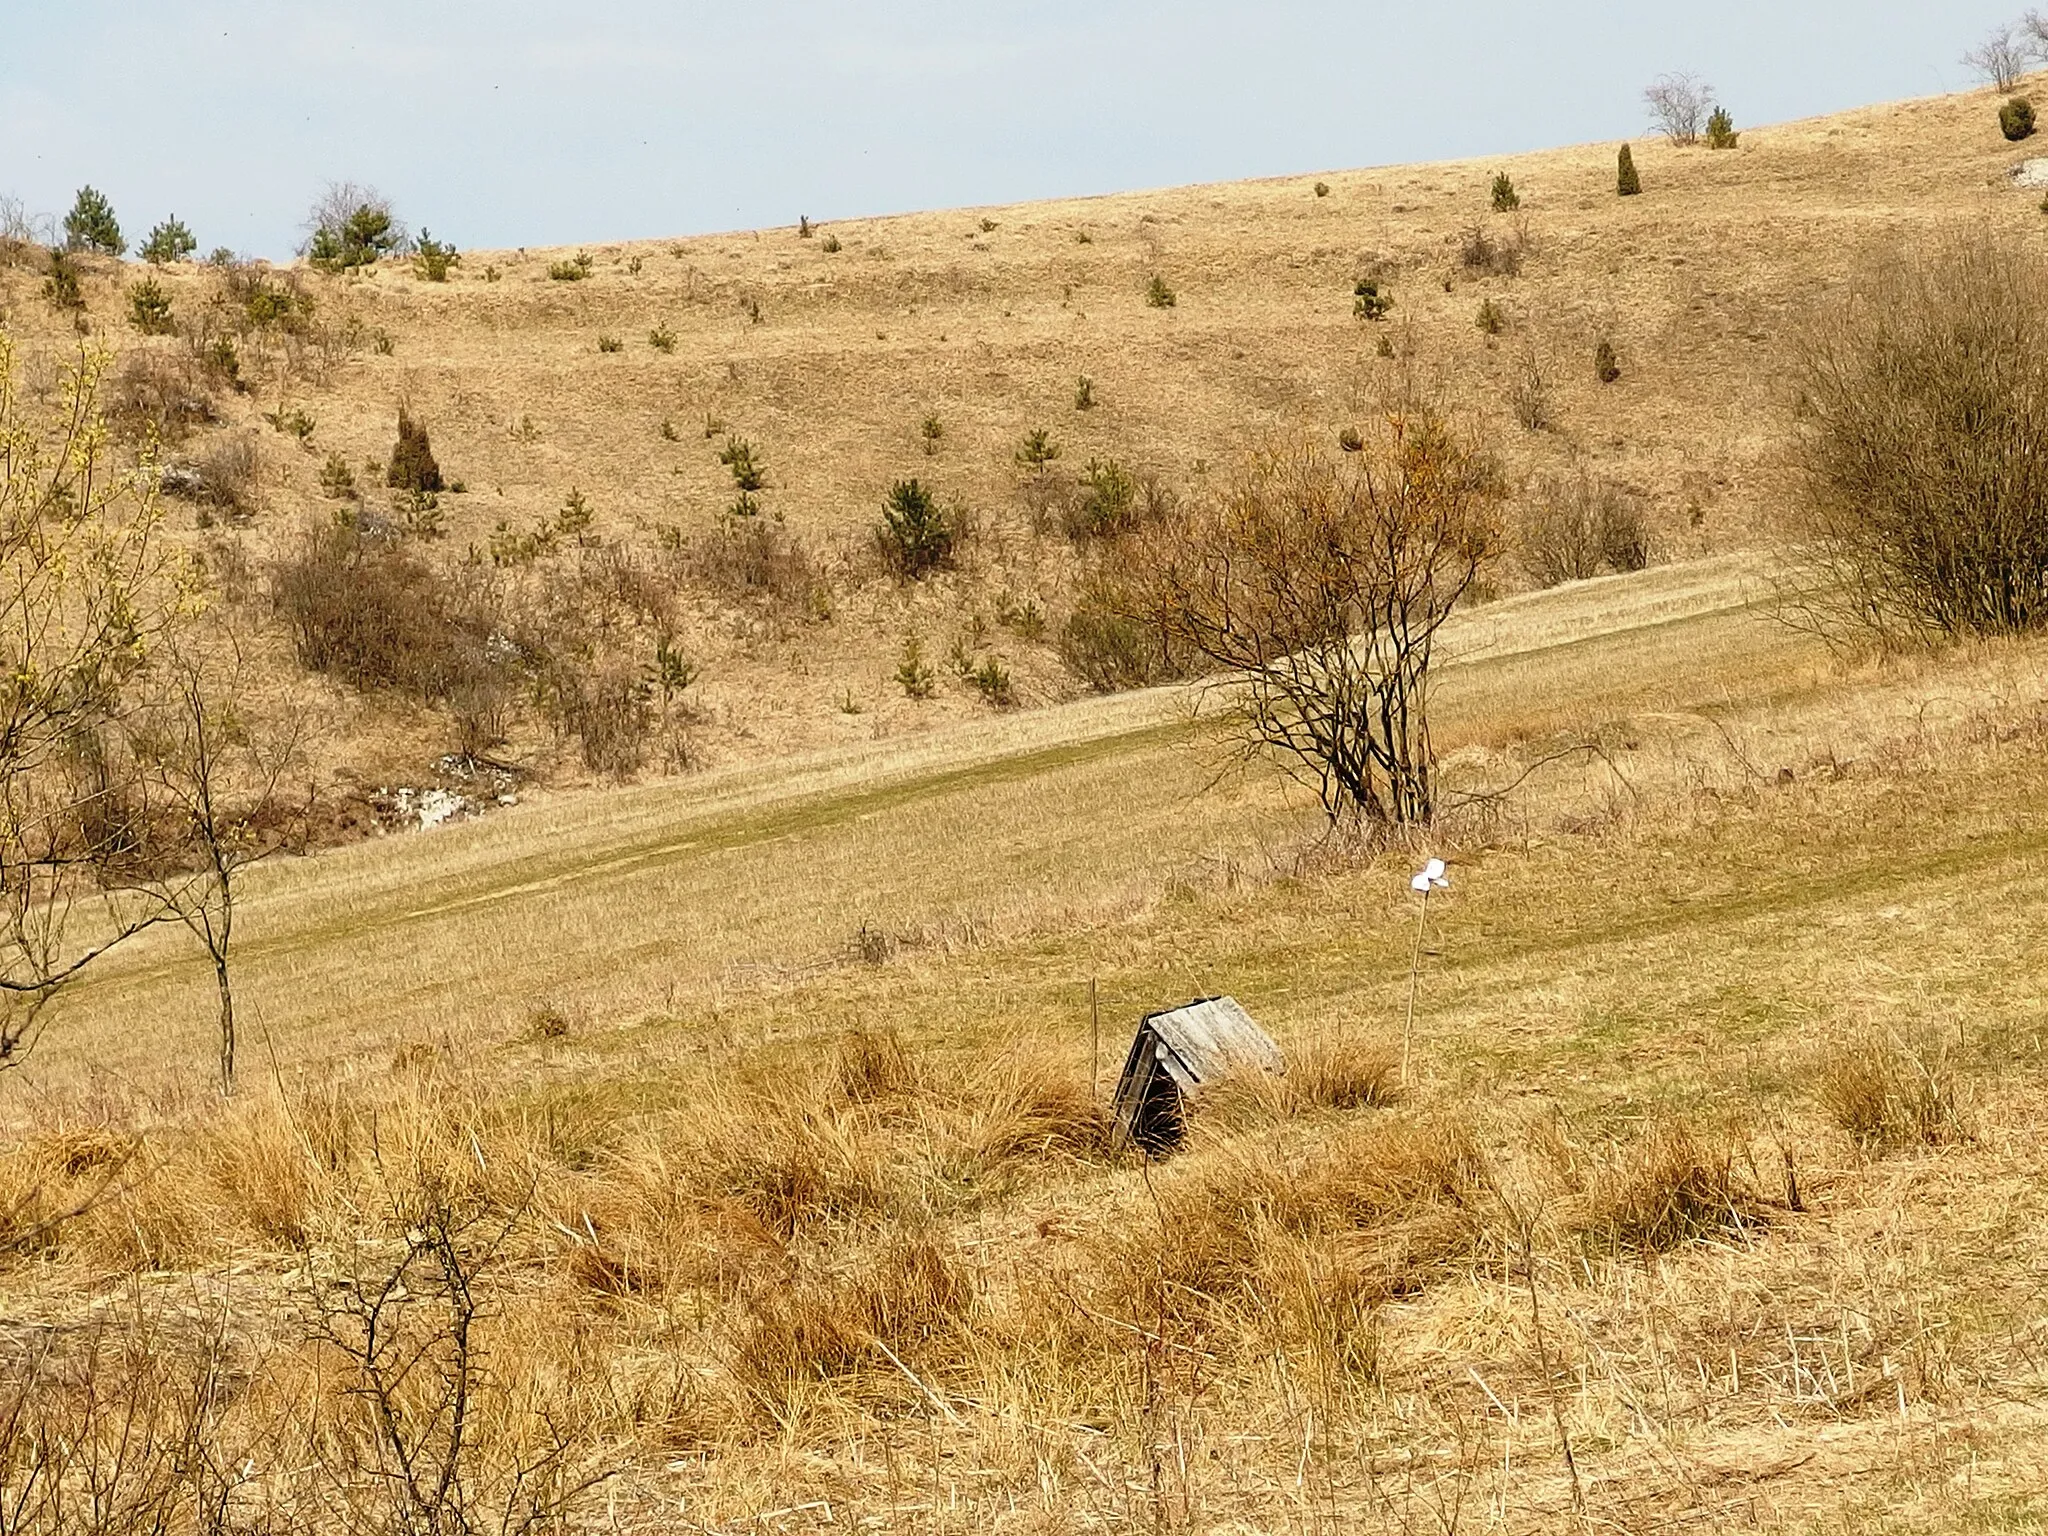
1401,858,1450,1086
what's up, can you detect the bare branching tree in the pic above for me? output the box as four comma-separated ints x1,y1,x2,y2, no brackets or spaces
2024,10,2048,60
1965,26,2030,91
0,333,188,1068
1788,232,2048,643
1644,73,1715,146
1113,415,1504,828
126,632,308,1095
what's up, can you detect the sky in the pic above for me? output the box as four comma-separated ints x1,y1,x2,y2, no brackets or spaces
0,1,2019,259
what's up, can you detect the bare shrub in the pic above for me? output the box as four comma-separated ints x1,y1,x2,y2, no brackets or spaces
1964,27,2028,92
1644,72,1714,145
1817,1037,1970,1153
271,518,494,698
1518,469,1650,586
683,513,823,613
1057,571,1195,693
183,433,261,522
1790,232,2048,642
107,348,217,444
1459,223,1524,278
1110,416,1504,825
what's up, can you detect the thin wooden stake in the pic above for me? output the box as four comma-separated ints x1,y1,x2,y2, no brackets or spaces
1400,885,1431,1088
1089,976,1101,1101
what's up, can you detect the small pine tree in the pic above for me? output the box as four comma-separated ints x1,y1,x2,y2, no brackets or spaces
63,187,124,255
1705,107,1739,150
2002,97,2037,143
555,487,594,541
878,478,956,578
1016,429,1061,478
921,415,944,455
1490,173,1520,212
1595,339,1621,384
1074,375,1095,410
719,436,766,492
1145,274,1177,308
1353,278,1393,321
140,216,197,265
42,252,84,313
128,277,176,335
412,229,459,281
1475,298,1506,335
1617,144,1642,198
895,636,936,699
386,408,444,493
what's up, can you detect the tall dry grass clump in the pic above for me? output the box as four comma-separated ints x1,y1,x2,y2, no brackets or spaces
1817,1036,1971,1153
1568,1121,1765,1255
1791,232,2048,642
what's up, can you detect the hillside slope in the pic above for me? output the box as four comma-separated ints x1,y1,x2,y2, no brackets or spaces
3,79,2042,809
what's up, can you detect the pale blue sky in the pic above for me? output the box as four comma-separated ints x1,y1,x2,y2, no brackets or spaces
0,2,2013,258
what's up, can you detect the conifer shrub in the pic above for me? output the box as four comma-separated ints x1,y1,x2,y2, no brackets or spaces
412,230,459,281
548,253,593,281
1618,144,1642,197
140,216,196,265
386,408,444,493
1074,375,1095,411
1063,459,1141,542
877,478,957,578
305,187,404,271
128,277,176,335
920,415,944,455
1705,107,1739,149
319,452,357,499
1353,279,1393,321
63,187,124,255
2002,97,2037,142
1475,298,1506,335
895,636,935,698
648,325,677,353
597,335,624,353
971,656,1015,707
1314,181,1330,197
1490,173,1520,212
42,251,84,313
719,437,766,492
1145,274,1177,308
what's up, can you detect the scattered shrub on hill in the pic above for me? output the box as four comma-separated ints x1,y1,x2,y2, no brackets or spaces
1595,338,1622,383
196,334,243,392
2001,96,2037,142
1062,458,1143,542
1145,274,1177,308
682,511,823,615
184,435,262,524
1353,278,1393,321
971,656,1015,707
1058,576,1192,694
127,278,176,335
42,251,84,313
719,436,765,492
920,414,944,455
412,229,459,281
1314,181,1330,197
1074,374,1094,411
318,452,357,499
63,186,124,255
1705,106,1739,149
1016,428,1061,479
1490,173,1520,212
821,234,843,253
548,253,593,281
386,408,444,494
1643,72,1712,146
1618,144,1642,197
262,404,315,445
272,519,491,698
1338,427,1364,453
304,183,405,271
224,263,315,334
1791,231,2048,641
140,216,196,265
1518,469,1650,586
206,245,235,266
648,324,677,353
877,478,958,578
1509,355,1551,431
895,636,936,698
108,350,216,444
1475,298,1506,335
1459,223,1525,277
596,334,623,353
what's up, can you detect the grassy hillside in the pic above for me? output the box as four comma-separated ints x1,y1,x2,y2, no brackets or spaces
3,79,2048,1534
4,77,2044,805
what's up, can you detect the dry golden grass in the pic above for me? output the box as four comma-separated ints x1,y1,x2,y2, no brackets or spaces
3,80,2048,1534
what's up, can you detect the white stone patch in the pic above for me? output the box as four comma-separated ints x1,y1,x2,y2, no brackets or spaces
2011,158,2048,188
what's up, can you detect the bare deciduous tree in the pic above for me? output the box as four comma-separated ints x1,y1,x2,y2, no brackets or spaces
1964,26,2029,91
1113,414,1504,828
2024,10,2048,59
1644,73,1715,146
